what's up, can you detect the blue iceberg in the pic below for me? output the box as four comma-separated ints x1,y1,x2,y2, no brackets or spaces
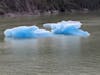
4,20,90,38
4,25,53,38
43,20,90,37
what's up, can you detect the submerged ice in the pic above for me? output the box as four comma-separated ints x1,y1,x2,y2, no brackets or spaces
4,20,90,38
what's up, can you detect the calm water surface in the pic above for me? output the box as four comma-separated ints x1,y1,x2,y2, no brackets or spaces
0,14,100,75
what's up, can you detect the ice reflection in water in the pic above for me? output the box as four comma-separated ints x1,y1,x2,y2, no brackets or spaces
4,36,81,57
2,36,82,74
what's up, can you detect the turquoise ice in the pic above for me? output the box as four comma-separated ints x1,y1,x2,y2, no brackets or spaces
4,20,90,38
43,20,90,37
4,26,53,38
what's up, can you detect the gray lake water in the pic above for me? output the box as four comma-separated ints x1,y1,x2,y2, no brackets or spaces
0,14,100,75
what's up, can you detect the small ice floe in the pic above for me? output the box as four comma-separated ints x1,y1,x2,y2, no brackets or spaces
4,25,53,38
4,20,90,38
43,20,90,37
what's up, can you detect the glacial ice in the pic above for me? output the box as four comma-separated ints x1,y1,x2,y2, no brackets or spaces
4,26,53,38
4,20,90,38
43,20,90,37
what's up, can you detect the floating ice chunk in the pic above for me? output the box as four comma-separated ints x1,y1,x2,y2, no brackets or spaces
4,25,53,38
4,26,39,38
4,20,90,38
43,20,90,37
